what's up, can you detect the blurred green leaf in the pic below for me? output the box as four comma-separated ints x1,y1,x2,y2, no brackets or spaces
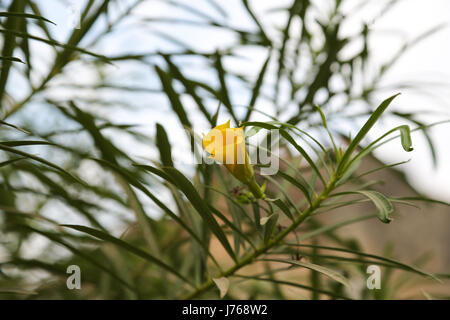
356,190,394,223
61,224,195,288
261,258,350,287
156,123,174,167
163,167,236,262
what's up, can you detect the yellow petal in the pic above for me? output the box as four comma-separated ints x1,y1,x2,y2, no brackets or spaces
202,120,255,184
214,120,230,131
202,120,230,150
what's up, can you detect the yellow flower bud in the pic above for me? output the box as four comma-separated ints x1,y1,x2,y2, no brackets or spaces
203,120,264,199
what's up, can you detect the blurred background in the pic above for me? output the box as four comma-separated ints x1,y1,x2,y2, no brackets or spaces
0,0,449,299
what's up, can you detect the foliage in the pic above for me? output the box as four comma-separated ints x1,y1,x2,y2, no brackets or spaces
0,0,448,299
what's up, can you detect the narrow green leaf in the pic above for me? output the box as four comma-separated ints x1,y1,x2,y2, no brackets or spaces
211,102,222,126
0,157,25,168
270,198,294,221
0,289,37,295
214,52,237,124
163,56,213,124
0,140,54,147
208,204,256,250
162,167,236,261
398,125,414,152
0,143,82,184
345,125,414,175
276,170,312,204
23,225,136,292
0,120,30,133
337,93,401,174
356,190,394,223
101,161,222,269
61,224,195,288
0,28,112,63
154,66,192,128
156,123,174,167
0,56,24,63
261,258,350,287
393,196,450,207
235,275,351,300
243,52,271,122
0,12,56,24
242,121,326,186
0,0,26,106
285,243,439,280
298,213,377,241
263,213,278,244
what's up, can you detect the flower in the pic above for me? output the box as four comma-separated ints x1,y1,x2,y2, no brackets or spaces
203,120,264,199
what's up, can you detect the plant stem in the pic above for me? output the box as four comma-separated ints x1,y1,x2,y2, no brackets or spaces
246,178,264,199
181,176,338,299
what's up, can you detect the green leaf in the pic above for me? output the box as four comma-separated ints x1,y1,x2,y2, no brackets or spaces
0,157,25,168
285,243,439,280
345,125,414,174
97,160,220,268
276,170,312,204
261,258,350,287
0,28,112,63
0,143,82,184
0,289,37,295
0,12,55,24
0,140,54,147
22,225,137,292
263,213,278,244
0,120,30,133
242,121,326,186
243,52,271,122
356,190,394,223
208,204,256,250
163,56,213,125
392,196,450,207
315,104,339,160
0,0,26,107
162,167,236,261
136,164,238,266
214,52,237,124
397,125,414,152
154,66,192,128
337,93,401,175
211,102,222,126
0,56,24,63
155,123,174,167
298,213,377,241
61,224,195,288
270,198,294,221
235,275,351,300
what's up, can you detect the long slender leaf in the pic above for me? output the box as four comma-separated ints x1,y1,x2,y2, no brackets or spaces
162,167,236,261
260,258,350,287
337,93,400,174
61,224,195,288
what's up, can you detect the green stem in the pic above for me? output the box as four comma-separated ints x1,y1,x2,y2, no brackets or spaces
181,176,338,299
246,178,264,199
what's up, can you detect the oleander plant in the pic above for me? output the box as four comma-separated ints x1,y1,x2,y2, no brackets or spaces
0,0,449,299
